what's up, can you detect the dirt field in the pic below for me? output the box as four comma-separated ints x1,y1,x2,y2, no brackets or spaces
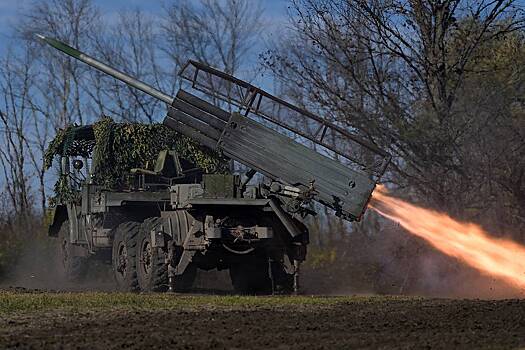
0,290,523,349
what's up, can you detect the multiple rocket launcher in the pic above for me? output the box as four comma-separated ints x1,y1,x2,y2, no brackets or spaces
37,34,390,221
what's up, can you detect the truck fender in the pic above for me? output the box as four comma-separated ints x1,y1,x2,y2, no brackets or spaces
268,199,305,237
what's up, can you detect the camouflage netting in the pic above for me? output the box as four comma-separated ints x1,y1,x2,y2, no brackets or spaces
45,117,228,203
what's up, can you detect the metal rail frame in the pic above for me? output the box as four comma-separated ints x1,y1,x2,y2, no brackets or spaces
178,60,391,179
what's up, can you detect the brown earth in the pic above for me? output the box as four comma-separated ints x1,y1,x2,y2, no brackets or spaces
0,291,524,349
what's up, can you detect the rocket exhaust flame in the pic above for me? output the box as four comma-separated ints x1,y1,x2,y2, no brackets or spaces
370,185,525,290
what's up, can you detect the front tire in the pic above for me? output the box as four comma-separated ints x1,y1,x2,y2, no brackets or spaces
55,220,88,282
112,221,141,291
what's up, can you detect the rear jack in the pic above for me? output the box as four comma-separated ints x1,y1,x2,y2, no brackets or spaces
293,260,301,294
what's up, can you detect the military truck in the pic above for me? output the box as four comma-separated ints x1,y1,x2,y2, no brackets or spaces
40,35,390,294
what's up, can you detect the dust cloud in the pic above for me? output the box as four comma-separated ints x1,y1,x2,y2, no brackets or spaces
0,237,114,292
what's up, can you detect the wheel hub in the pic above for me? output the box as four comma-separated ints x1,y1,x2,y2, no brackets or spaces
117,243,127,276
140,240,152,275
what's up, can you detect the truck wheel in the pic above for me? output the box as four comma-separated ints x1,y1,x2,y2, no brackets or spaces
112,221,141,292
136,218,168,292
229,262,272,295
55,220,88,282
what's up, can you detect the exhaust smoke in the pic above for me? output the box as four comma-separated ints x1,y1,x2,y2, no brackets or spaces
370,185,525,291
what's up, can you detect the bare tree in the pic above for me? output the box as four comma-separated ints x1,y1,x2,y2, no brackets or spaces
86,9,166,123
0,48,36,218
264,0,525,214
162,0,264,79
452,30,525,233
0,0,101,216
19,0,101,127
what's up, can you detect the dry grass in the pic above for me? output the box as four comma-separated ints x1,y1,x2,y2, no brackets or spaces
0,290,412,314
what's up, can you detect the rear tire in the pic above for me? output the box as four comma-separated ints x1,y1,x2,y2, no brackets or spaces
112,221,141,292
136,217,198,292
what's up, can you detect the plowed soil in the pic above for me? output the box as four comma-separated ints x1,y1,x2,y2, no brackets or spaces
0,290,523,349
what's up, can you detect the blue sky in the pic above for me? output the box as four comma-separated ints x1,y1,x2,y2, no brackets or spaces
0,0,290,56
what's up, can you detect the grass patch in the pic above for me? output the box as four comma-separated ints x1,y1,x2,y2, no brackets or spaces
0,291,405,314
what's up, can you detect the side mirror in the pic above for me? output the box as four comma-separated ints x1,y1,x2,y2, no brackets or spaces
73,159,84,170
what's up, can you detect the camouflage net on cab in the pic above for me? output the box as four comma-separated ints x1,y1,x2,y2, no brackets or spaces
45,117,227,203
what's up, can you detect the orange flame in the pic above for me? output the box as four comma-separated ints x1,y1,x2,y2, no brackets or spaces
369,185,525,289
